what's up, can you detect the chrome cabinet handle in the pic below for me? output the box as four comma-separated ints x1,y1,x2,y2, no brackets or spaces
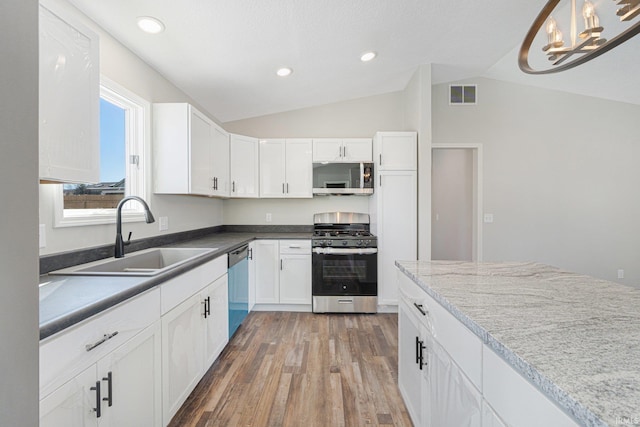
232,181,236,193
414,303,428,316
86,331,119,352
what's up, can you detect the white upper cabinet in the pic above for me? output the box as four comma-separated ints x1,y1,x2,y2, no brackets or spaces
211,124,230,197
39,0,100,183
154,103,229,197
312,138,372,162
374,132,417,171
259,139,312,198
229,134,259,198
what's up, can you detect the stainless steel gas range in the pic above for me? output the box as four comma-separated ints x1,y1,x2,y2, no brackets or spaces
311,212,378,313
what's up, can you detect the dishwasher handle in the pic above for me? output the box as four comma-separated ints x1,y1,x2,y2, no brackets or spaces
228,245,249,268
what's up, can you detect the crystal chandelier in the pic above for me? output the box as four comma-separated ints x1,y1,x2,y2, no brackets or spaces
519,0,640,74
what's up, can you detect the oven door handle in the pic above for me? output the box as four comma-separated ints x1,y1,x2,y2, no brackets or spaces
312,247,378,255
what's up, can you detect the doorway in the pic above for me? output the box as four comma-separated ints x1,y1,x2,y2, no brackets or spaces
431,144,483,261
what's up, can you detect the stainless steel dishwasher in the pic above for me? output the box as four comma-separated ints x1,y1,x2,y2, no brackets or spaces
228,245,249,338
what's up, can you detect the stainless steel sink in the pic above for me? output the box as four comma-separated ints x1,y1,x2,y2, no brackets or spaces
49,247,217,277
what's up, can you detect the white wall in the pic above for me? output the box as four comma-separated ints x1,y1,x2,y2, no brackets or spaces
433,77,640,286
39,0,223,255
0,1,39,424
223,92,405,224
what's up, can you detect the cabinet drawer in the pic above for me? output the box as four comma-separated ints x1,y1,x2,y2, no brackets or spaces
39,288,160,399
279,240,311,254
160,255,227,315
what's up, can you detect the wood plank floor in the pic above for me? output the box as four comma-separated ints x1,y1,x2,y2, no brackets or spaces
168,311,413,427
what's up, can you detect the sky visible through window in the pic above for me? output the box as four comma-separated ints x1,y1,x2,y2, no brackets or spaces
100,98,126,182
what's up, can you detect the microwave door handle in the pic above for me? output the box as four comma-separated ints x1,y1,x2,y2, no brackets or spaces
360,163,364,189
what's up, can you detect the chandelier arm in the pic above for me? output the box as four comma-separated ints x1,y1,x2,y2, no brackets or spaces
519,0,640,74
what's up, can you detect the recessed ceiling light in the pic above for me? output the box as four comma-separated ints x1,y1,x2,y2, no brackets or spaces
137,16,165,34
360,51,377,62
276,67,293,77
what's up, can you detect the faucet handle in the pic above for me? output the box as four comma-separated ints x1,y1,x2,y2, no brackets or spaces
125,231,132,246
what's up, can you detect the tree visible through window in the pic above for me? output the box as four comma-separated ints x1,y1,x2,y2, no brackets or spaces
63,98,127,209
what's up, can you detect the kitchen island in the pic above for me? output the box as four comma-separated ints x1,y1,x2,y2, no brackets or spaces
396,260,640,427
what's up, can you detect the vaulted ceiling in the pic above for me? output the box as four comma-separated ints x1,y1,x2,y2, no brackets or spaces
68,0,640,122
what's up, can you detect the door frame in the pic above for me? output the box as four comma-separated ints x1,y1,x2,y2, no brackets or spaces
431,143,483,261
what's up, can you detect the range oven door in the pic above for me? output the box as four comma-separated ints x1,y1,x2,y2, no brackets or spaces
312,247,377,296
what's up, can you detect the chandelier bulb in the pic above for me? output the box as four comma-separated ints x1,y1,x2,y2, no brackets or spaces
583,1,597,30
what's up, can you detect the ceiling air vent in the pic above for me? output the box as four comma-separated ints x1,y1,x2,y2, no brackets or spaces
449,84,477,105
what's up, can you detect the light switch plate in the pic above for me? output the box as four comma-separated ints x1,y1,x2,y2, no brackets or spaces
266,213,272,222
159,216,169,231
39,224,46,248
483,213,494,223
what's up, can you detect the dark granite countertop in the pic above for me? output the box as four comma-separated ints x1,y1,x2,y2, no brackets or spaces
39,231,311,340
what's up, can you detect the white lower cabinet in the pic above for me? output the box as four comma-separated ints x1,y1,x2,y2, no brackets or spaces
41,255,230,427
161,263,228,426
203,276,229,369
397,268,580,427
40,320,162,427
482,400,507,427
40,366,97,427
253,239,311,307
279,240,311,305
429,339,481,427
398,298,428,425
254,240,280,304
162,293,206,424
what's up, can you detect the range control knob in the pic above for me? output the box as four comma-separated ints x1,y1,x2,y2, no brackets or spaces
356,240,363,246
326,240,333,246
342,240,348,246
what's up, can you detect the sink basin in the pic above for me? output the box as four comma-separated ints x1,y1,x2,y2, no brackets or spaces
50,247,217,277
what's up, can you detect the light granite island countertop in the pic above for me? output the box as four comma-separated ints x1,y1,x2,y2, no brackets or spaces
395,260,640,427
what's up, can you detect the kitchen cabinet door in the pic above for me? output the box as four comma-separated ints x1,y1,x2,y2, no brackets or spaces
429,339,482,427
154,103,219,196
398,299,427,426
482,400,508,427
254,240,280,303
342,138,373,162
230,134,259,198
284,138,313,198
248,242,256,311
279,254,311,304
40,366,98,427
39,1,99,183
211,124,230,197
189,107,215,196
312,139,342,162
161,293,206,425
97,321,162,427
203,275,229,368
374,132,417,171
259,139,287,197
375,170,417,305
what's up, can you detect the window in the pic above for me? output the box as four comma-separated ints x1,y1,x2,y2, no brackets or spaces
54,77,150,227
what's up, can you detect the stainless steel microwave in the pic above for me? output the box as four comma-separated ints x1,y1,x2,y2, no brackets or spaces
312,162,373,195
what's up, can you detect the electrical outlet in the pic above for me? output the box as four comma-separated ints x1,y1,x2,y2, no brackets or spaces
617,269,624,279
266,213,272,222
159,216,169,231
483,213,494,223
39,224,46,249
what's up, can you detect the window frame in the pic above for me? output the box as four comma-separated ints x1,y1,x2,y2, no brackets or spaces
53,76,151,228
